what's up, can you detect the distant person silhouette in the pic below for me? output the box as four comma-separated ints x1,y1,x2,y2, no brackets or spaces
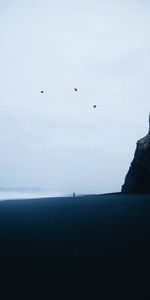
73,192,75,198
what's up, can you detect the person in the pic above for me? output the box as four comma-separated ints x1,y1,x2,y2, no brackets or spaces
73,192,75,198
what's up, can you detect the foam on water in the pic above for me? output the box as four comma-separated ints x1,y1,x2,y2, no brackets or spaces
0,188,64,200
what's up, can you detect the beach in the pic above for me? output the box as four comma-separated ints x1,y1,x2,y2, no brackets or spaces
0,193,150,298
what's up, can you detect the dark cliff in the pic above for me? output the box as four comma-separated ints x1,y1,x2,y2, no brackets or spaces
122,116,150,193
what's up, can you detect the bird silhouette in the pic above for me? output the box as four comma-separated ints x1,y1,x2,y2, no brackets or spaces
40,91,44,93
74,88,78,92
93,105,96,109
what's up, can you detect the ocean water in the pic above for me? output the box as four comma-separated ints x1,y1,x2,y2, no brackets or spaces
0,187,64,200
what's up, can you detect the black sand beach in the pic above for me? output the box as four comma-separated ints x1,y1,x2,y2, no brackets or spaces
1,193,150,298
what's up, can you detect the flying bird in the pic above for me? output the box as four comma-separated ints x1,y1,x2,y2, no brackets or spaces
93,105,96,109
40,90,44,93
74,88,78,92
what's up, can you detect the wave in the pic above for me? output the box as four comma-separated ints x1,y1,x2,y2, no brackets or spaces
0,188,64,200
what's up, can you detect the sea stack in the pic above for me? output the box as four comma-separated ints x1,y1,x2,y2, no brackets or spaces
122,115,150,193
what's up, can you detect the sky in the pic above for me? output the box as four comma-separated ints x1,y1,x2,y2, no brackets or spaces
0,0,150,195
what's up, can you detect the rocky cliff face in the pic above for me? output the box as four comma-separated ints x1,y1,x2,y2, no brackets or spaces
122,116,150,193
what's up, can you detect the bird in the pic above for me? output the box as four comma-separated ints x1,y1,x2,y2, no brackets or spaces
74,88,78,92
40,90,44,93
93,105,96,109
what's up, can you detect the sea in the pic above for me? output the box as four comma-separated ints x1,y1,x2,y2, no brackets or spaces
0,187,64,200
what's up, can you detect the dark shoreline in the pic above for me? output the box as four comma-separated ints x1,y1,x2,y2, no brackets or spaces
1,193,150,298
0,192,150,266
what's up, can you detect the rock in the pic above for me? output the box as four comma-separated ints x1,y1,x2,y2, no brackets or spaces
122,115,150,193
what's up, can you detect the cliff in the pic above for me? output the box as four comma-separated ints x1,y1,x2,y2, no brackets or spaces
122,116,150,193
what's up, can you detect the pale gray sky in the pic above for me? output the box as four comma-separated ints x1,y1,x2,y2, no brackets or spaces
0,0,150,194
